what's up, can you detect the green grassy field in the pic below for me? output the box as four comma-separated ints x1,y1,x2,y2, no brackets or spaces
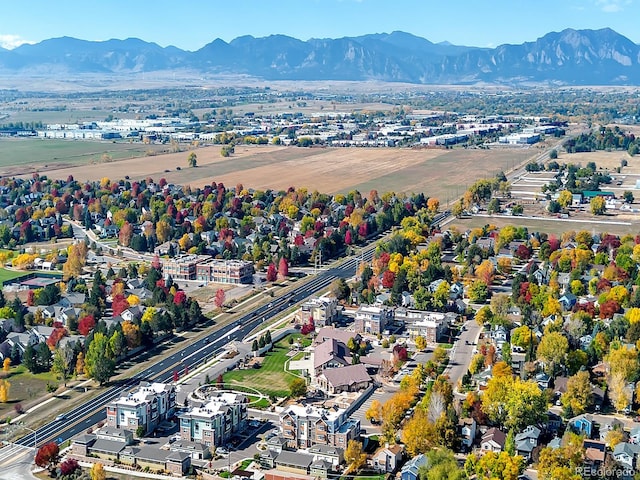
223,335,305,398
0,268,28,286
0,365,60,421
0,138,167,170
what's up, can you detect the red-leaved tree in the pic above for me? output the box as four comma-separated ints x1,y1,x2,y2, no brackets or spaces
78,314,96,336
277,258,289,281
111,294,130,317
46,327,67,349
173,290,187,305
214,289,225,308
59,458,79,476
266,263,277,282
382,270,396,289
35,442,60,472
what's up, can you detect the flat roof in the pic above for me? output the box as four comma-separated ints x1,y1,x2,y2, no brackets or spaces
20,277,59,288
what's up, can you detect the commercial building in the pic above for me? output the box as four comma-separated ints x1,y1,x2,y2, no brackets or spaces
195,258,254,284
106,382,176,435
161,255,209,280
161,255,254,284
178,392,248,447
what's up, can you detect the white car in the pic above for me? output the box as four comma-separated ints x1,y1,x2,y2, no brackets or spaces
216,447,229,455
55,414,66,422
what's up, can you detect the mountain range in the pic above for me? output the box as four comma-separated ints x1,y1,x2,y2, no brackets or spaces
2,28,640,85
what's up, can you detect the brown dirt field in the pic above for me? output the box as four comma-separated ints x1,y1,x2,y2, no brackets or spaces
559,150,638,172
26,144,538,201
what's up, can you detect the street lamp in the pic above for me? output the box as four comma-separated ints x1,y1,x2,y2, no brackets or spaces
20,424,37,450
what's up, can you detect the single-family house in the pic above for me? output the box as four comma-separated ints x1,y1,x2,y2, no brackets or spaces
569,414,595,438
481,428,506,453
515,425,541,461
583,439,606,467
371,444,403,473
599,418,625,442
559,293,577,311
458,418,476,449
535,372,551,390
400,454,428,480
612,442,640,470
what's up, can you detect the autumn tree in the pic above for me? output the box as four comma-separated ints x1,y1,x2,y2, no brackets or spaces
2,358,9,373
187,152,197,168
464,451,523,480
561,370,593,415
482,375,548,430
557,190,573,208
0,379,9,402
591,196,606,215
537,438,584,480
85,333,115,385
427,197,440,213
475,260,495,286
415,336,427,351
608,371,632,412
344,440,367,473
63,241,88,280
35,442,60,473
266,263,277,282
365,399,382,423
214,288,225,308
289,378,307,397
401,408,435,456
277,257,289,280
536,331,568,377
90,462,106,480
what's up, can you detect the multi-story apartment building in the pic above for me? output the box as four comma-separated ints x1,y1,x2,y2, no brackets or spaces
195,259,254,285
178,392,248,447
353,305,393,335
403,311,453,344
299,296,338,328
106,382,176,435
280,404,360,450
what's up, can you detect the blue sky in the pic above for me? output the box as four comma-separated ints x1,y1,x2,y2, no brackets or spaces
1,0,639,50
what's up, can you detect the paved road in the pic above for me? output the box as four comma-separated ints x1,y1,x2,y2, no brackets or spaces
0,445,37,479
445,318,483,390
14,240,379,450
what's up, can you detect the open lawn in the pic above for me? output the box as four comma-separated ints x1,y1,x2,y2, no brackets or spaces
0,365,60,421
15,144,538,200
0,268,28,286
223,335,305,398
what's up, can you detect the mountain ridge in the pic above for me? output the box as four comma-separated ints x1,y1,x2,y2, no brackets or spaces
1,28,640,85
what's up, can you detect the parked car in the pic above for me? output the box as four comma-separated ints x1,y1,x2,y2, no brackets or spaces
216,447,229,455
